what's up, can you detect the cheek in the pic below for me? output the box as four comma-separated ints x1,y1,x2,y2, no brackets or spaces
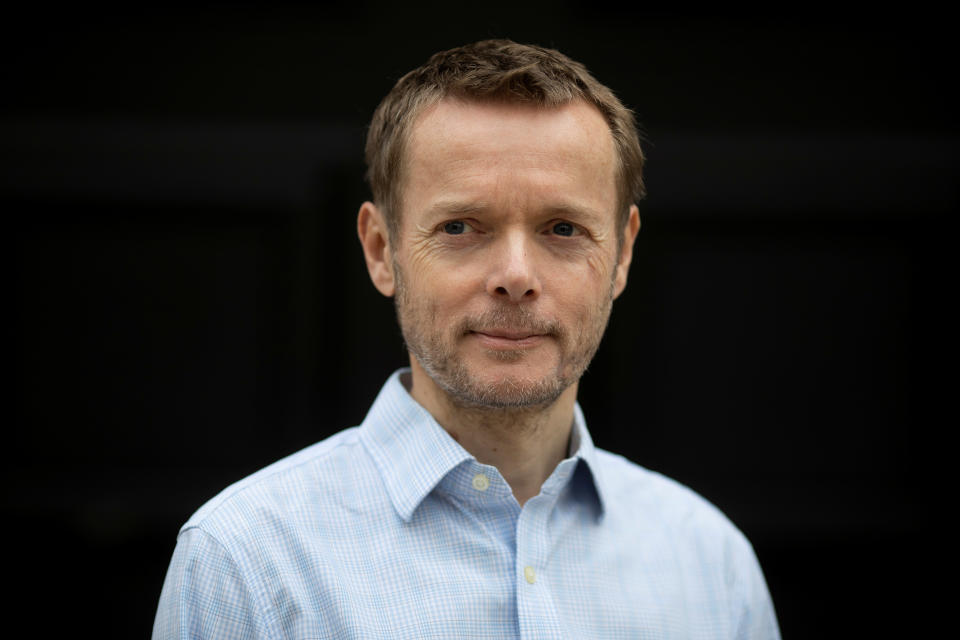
548,240,617,284
413,262,485,308
553,269,614,330
400,270,471,329
584,248,616,281
405,237,477,284
550,254,613,302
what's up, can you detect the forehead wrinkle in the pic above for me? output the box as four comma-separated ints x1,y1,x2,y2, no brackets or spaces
402,99,618,224
416,160,612,214
424,200,489,218
409,98,614,168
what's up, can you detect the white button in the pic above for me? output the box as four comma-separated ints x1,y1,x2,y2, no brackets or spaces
472,473,490,492
523,566,536,584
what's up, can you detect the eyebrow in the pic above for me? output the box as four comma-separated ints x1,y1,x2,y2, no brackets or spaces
424,201,490,218
425,200,606,223
541,203,605,224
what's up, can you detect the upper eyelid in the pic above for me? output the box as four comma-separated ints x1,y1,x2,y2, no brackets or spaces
546,220,582,235
438,219,477,233
436,218,585,235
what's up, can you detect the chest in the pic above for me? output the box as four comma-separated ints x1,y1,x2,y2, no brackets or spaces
253,504,736,639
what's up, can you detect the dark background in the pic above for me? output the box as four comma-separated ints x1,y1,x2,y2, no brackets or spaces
5,3,950,637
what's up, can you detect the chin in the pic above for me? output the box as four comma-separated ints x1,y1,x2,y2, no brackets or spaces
441,363,571,410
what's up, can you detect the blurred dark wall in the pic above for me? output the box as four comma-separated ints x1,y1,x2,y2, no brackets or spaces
5,4,950,637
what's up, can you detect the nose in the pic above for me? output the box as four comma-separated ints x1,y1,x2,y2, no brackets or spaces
486,232,541,302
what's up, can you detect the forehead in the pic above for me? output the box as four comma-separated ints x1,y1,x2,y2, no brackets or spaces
401,98,617,217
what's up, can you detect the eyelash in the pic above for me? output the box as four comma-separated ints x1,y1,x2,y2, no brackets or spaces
441,220,474,235
550,221,577,237
439,220,581,237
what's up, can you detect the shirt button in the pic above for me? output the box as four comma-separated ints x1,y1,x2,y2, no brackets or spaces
523,566,536,584
472,473,490,492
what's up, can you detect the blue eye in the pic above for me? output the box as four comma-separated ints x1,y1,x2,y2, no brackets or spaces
443,221,467,235
552,222,576,237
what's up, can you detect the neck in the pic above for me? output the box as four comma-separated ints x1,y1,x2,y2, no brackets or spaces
405,358,577,506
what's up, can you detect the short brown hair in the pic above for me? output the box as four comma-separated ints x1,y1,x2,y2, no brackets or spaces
364,39,646,240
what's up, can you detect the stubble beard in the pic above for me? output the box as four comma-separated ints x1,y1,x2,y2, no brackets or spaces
393,262,614,410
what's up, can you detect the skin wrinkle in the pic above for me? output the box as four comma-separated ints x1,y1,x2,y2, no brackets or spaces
359,97,641,503
397,101,621,411
392,252,615,413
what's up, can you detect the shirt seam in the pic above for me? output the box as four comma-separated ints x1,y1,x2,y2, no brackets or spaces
187,429,364,529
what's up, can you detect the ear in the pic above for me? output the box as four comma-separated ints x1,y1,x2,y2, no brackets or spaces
612,205,641,300
357,201,396,297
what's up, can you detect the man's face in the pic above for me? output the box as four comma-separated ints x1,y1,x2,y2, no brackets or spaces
387,98,636,409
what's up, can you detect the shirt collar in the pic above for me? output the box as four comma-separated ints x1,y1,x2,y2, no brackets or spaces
360,369,609,522
568,400,610,517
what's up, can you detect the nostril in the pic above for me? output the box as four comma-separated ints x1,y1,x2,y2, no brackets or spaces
495,286,509,295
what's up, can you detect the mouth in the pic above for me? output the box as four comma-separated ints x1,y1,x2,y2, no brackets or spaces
468,329,546,350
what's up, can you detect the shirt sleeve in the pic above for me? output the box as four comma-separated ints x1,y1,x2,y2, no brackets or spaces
732,538,782,640
153,526,269,640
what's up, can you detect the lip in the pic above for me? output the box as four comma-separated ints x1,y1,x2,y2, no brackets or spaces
469,330,545,350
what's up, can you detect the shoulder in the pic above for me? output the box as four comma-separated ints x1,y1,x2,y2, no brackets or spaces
181,426,380,543
595,448,751,550
594,450,781,638
157,427,393,636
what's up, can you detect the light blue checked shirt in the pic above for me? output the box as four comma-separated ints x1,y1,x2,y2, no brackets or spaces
154,369,780,639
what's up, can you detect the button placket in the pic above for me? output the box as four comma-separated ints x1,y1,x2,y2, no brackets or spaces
515,494,565,639
517,493,552,586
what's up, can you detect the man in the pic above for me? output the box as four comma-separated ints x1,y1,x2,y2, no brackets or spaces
154,40,780,639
